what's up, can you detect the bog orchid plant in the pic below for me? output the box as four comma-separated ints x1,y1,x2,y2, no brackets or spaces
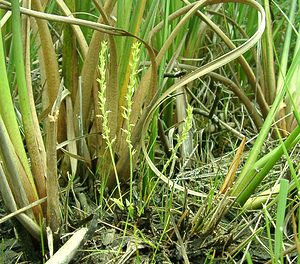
0,0,299,262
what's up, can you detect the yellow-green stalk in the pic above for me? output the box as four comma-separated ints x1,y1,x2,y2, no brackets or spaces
98,41,122,203
121,41,141,218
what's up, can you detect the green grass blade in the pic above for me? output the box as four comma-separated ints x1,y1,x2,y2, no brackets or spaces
235,125,300,205
0,22,34,188
11,0,47,202
274,179,289,263
276,0,297,93
231,47,300,203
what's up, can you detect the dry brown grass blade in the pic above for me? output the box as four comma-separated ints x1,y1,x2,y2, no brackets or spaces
24,2,64,207
0,0,128,35
45,84,69,240
23,0,47,218
220,137,246,194
46,111,61,240
65,96,78,176
170,216,190,264
73,0,117,133
208,72,263,128
261,0,276,106
31,0,61,115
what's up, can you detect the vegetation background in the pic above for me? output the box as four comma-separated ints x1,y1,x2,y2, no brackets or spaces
0,0,299,263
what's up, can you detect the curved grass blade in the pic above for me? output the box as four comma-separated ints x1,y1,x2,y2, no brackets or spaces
141,0,265,197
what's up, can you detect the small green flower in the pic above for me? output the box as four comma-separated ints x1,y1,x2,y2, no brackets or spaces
162,104,193,174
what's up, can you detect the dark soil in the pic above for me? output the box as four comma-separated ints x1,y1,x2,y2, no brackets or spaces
0,191,296,264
